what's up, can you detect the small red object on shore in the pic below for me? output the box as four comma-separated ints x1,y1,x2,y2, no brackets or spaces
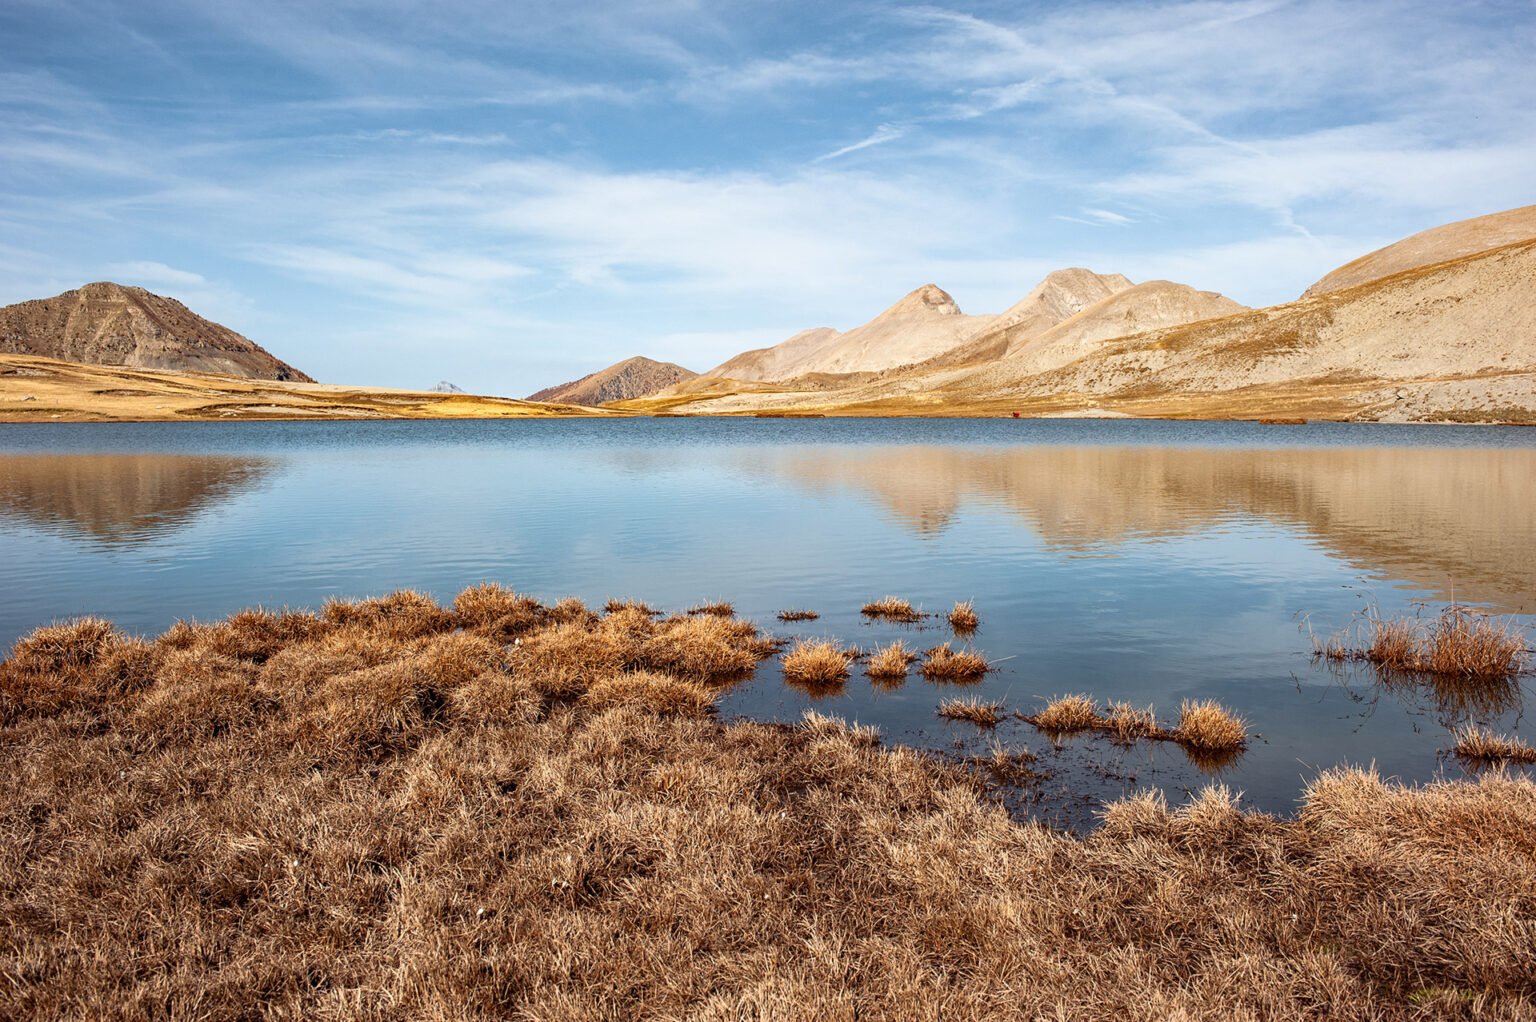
1011,411,1020,418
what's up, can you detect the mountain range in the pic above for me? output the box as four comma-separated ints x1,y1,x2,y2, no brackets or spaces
611,204,1536,422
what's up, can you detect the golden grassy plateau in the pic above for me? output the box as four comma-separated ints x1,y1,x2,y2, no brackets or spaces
0,354,602,422
4,589,1536,1019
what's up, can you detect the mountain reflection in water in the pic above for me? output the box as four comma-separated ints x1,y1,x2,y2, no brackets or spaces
752,444,1536,613
0,453,275,545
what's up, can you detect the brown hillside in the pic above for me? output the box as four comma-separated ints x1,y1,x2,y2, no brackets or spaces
777,284,993,377
528,356,697,405
688,285,994,386
997,280,1249,371
0,353,606,422
0,282,311,382
701,327,842,382
1303,204,1536,298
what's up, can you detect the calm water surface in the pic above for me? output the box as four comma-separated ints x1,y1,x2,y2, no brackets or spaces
3,418,1533,827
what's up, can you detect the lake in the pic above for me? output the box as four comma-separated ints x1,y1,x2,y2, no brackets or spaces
3,417,1533,828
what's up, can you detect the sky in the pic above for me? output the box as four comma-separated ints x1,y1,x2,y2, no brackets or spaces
2,0,1534,394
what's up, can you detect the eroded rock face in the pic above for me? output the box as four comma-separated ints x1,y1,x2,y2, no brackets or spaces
0,282,312,382
527,356,698,405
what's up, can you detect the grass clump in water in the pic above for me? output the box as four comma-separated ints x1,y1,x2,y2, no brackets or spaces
1453,725,1536,765
1174,700,1248,753
776,609,820,622
686,600,735,618
937,697,1005,727
860,596,924,623
1103,701,1160,744
1031,694,1098,733
865,640,917,681
781,639,857,686
920,643,991,682
1319,604,1528,680
947,600,979,633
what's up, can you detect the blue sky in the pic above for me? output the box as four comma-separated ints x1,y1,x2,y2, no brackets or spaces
2,0,1533,394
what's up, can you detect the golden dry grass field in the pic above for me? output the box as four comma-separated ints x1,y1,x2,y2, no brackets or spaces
3,589,1534,1019
0,354,609,422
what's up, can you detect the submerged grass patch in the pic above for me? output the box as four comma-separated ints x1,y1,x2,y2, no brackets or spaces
1453,725,1536,765
1030,694,1099,733
686,600,735,618
947,600,979,633
936,696,1005,727
860,595,924,623
1103,701,1160,744
1025,695,1248,757
1174,699,1249,753
5,593,1536,1018
776,608,820,622
920,642,991,682
1319,604,1529,681
780,638,857,686
865,639,918,681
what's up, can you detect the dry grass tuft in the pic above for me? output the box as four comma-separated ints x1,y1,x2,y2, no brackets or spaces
1,617,159,722
1324,604,1529,680
776,609,820,622
509,618,626,701
800,708,880,746
584,670,716,718
1174,699,1248,752
603,597,658,616
324,589,453,640
973,740,1041,785
1452,725,1536,765
781,639,857,686
636,614,776,681
6,616,128,674
1103,701,1161,744
937,697,1005,727
453,582,547,641
920,643,991,682
1422,606,1529,679
865,639,918,681
947,600,979,632
860,595,924,623
686,600,735,618
1032,694,1099,733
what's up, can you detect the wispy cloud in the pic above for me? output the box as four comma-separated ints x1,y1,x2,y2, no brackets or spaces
813,125,905,163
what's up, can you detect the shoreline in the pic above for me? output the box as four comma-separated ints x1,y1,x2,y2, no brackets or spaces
6,354,1536,426
4,588,1534,1016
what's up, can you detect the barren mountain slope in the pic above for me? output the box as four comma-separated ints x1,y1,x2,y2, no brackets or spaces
923,269,1136,368
1304,204,1536,297
695,285,994,384
0,282,311,382
636,238,1536,421
528,356,697,405
943,237,1536,418
996,280,1249,370
700,327,842,382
